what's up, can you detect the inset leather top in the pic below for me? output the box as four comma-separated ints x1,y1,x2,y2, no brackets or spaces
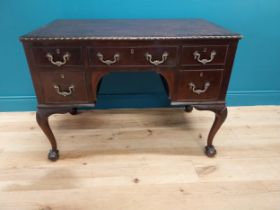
20,19,242,41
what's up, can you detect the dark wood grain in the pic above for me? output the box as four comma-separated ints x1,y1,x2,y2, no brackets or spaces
194,104,228,157
21,19,241,160
39,71,89,103
88,46,178,67
32,47,83,67
176,70,223,101
181,45,228,66
36,106,75,161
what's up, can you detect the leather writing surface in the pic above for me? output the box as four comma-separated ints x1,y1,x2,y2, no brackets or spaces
21,19,241,39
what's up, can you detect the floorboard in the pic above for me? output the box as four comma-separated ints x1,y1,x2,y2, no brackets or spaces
0,106,280,210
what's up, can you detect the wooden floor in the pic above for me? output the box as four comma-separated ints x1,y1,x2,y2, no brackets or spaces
0,106,280,210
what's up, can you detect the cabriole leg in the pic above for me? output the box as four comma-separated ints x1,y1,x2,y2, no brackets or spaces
36,107,73,161
194,104,228,157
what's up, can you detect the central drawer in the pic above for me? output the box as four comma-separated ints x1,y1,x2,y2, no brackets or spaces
39,71,88,103
88,46,178,67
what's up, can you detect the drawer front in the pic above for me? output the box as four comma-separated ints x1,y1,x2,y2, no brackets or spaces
39,71,88,103
32,47,83,67
134,46,178,66
88,46,178,67
181,45,228,66
176,70,223,101
89,47,132,66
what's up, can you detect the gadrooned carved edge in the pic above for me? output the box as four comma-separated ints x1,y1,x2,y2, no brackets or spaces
20,35,243,41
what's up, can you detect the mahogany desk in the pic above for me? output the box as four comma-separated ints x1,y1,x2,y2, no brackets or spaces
20,19,242,161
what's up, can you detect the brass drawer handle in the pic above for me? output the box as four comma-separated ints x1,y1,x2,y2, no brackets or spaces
145,51,168,66
46,52,71,67
97,52,120,65
188,82,210,95
53,84,75,96
193,50,216,65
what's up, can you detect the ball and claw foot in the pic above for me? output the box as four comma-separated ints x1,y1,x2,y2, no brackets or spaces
48,149,59,161
205,145,217,157
184,105,193,113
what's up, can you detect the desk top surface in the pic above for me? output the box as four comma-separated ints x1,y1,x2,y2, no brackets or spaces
21,19,241,41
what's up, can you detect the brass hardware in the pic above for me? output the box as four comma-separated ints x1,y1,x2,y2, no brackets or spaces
46,52,71,67
130,49,134,54
53,84,75,96
193,50,216,65
97,52,120,65
200,72,203,77
60,74,65,79
145,51,168,66
188,82,210,95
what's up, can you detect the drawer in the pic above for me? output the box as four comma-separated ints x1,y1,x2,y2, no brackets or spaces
176,70,223,101
39,71,88,103
181,45,228,66
89,47,132,66
134,46,178,66
88,46,178,67
32,47,83,67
